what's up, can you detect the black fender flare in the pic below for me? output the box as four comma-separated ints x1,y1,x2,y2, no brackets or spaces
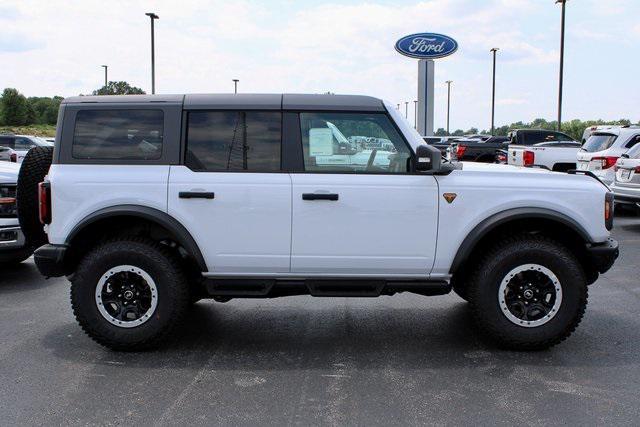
66,205,207,271
449,207,592,274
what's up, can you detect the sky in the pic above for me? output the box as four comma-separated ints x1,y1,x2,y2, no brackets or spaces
0,0,638,131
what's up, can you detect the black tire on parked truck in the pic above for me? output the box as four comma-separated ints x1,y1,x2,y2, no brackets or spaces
71,237,191,351
16,146,54,249
467,234,588,350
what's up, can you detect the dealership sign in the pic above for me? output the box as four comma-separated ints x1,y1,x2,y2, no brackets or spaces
395,33,458,59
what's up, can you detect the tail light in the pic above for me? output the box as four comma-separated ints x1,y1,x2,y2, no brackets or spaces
604,192,613,230
635,166,640,173
10,153,17,162
38,182,51,224
456,144,467,159
591,156,618,170
523,150,535,166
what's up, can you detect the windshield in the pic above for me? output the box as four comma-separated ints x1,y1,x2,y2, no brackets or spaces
384,100,423,151
583,133,617,152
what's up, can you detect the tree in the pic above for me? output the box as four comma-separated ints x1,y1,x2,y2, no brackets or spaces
0,88,29,125
435,128,447,136
92,81,146,96
28,96,63,125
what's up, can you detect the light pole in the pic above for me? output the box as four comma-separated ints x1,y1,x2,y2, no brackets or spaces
145,12,159,94
413,100,417,129
101,65,108,87
405,101,408,119
490,48,499,135
445,80,453,135
233,79,239,94
556,0,567,131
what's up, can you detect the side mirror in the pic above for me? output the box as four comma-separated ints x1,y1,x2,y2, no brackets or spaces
415,144,442,172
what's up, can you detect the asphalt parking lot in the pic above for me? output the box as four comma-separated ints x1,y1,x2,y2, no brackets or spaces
1,214,639,426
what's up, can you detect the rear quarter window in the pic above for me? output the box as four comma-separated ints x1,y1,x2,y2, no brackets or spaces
72,110,164,160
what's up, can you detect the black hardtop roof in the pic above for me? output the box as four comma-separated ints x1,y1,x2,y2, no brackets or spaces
62,93,386,112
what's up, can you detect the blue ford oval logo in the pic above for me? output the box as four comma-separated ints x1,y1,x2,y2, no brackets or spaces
395,33,458,59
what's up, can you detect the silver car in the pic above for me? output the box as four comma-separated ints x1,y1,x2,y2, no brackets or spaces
0,134,53,163
610,143,640,211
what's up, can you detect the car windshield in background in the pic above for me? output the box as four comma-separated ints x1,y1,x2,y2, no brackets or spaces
423,137,441,144
583,133,617,152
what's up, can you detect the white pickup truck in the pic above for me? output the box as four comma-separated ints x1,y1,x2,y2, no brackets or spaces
507,129,581,172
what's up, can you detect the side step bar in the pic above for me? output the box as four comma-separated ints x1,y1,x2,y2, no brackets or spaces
204,277,451,299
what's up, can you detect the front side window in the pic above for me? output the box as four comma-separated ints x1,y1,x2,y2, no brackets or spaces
73,109,164,160
299,112,411,173
185,111,281,172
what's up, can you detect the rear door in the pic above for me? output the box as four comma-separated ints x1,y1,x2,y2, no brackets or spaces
289,111,439,276
168,110,292,274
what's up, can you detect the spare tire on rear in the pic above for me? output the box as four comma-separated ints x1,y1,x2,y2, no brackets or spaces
17,146,53,249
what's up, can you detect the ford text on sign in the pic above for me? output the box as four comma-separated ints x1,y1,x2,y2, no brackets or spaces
395,33,458,59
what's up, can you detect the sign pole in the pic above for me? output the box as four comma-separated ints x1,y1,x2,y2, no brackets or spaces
417,59,435,136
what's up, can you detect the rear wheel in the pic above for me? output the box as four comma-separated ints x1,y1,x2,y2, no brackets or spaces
467,234,587,350
71,238,190,351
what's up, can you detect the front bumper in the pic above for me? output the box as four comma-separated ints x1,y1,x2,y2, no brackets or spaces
34,244,68,277
586,238,619,274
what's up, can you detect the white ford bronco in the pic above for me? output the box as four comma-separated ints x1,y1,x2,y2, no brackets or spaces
20,94,618,351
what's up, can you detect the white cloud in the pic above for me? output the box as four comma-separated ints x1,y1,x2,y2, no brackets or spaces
0,0,635,129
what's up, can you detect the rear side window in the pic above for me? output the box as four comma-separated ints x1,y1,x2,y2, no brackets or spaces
185,111,281,172
583,133,617,152
0,137,15,149
524,131,573,145
73,110,164,160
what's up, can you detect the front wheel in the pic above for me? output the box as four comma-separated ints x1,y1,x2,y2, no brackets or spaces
71,238,190,351
467,234,588,350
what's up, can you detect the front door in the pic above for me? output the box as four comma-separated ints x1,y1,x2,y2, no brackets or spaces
168,110,291,274
290,112,439,276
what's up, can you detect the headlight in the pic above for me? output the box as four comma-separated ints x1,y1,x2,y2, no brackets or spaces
0,185,17,217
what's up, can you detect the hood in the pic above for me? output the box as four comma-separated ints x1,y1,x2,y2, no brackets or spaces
0,161,20,183
459,161,551,175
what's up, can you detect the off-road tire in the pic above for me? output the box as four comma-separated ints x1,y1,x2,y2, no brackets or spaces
16,146,53,249
71,238,190,351
467,234,588,350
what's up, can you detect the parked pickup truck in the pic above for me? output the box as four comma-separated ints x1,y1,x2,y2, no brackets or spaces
507,129,581,172
449,136,510,163
19,93,618,351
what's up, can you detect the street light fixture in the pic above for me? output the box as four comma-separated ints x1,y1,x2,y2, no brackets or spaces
556,0,567,131
445,80,453,135
490,47,499,135
233,79,239,94
145,12,159,94
101,65,108,87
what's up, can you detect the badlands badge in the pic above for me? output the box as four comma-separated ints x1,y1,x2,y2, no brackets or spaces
443,193,457,204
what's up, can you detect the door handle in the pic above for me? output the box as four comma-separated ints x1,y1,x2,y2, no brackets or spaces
179,191,215,199
302,193,339,201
